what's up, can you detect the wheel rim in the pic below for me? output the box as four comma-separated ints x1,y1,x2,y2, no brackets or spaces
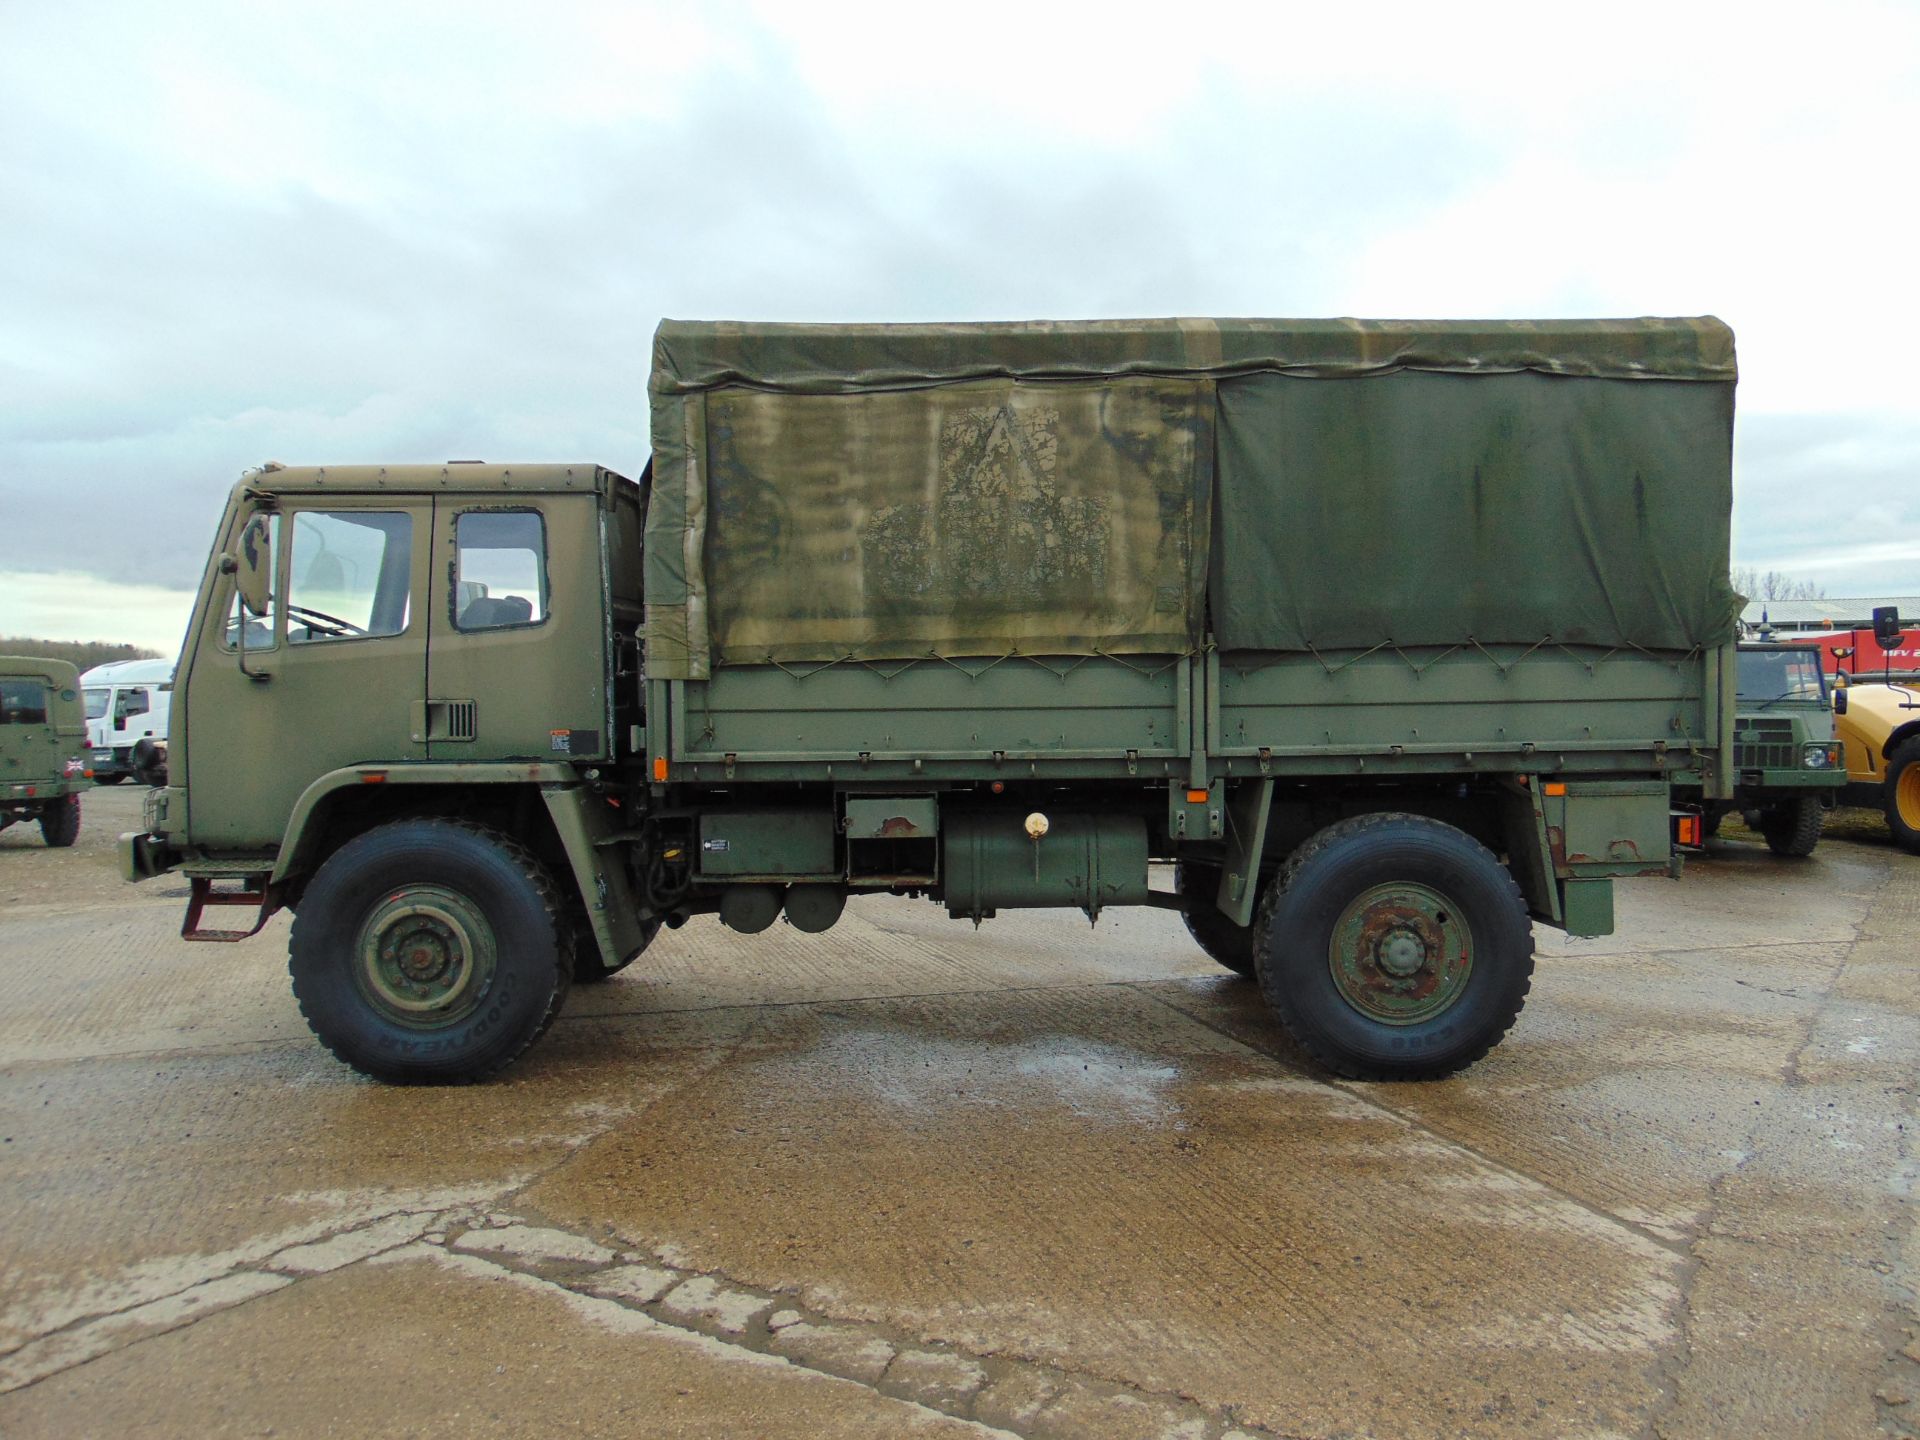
353,885,497,1028
1898,766,1920,829
1328,880,1474,1026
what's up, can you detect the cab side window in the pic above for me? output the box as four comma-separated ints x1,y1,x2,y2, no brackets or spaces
454,511,547,631
287,511,413,644
0,680,48,725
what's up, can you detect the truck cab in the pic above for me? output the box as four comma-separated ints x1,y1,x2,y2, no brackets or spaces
0,656,88,847
1683,642,1843,855
81,658,175,785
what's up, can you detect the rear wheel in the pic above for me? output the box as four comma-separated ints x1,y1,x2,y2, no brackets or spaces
39,795,81,848
1885,738,1920,855
1253,813,1534,1081
572,916,661,983
1176,862,1256,979
1759,796,1824,857
289,819,572,1083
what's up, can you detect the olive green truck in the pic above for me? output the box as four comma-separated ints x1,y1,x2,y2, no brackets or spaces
121,318,1741,1085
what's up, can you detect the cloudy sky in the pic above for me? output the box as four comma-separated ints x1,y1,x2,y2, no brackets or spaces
4,1,1917,655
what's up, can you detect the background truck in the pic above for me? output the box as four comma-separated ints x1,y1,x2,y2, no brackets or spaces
121,316,1740,1086
1,656,88,847
81,657,174,785
1674,641,1842,855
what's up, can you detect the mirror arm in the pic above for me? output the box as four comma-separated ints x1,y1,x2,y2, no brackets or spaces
220,553,272,683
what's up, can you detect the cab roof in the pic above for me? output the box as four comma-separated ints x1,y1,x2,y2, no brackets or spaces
235,462,633,495
0,656,81,686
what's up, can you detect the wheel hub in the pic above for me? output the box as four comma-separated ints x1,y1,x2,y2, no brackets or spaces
1375,925,1428,979
354,886,497,1027
1329,881,1473,1026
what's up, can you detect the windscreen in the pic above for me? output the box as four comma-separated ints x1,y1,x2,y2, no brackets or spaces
1736,648,1826,705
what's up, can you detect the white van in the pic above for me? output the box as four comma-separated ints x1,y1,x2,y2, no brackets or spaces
81,658,174,785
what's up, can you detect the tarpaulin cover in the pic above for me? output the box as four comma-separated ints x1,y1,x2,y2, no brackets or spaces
645,318,1736,676
1212,369,1739,653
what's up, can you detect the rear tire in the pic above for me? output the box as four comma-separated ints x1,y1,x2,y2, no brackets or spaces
289,819,572,1083
39,795,81,848
1253,813,1534,1081
1176,862,1256,979
1885,739,1920,856
572,917,661,983
1759,796,1824,857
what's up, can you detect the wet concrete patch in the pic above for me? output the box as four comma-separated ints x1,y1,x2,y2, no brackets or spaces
520,984,1691,1438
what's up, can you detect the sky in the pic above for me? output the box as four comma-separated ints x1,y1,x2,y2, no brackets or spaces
4,0,1917,657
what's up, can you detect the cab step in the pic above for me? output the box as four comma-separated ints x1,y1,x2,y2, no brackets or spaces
181,874,278,942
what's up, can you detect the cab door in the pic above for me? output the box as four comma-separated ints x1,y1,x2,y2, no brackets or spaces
182,497,431,850
425,494,609,763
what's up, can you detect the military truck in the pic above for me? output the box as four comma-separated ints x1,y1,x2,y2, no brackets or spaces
121,317,1741,1085
1,657,88,847
1675,642,1841,855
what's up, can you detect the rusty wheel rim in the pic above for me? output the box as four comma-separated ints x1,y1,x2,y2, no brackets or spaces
353,885,497,1029
1328,881,1474,1026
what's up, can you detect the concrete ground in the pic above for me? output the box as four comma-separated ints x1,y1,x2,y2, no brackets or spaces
1,786,1916,1439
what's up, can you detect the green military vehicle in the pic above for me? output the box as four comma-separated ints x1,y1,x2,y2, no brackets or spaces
1678,642,1841,856
1,657,88,848
122,317,1741,1085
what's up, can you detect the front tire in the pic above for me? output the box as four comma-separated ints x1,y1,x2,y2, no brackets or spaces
1254,813,1534,1081
289,819,572,1083
1759,796,1824,857
1176,862,1256,979
39,795,81,848
1885,739,1920,855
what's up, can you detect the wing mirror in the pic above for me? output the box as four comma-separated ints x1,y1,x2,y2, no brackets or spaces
1833,687,1848,715
1873,605,1904,648
234,514,274,618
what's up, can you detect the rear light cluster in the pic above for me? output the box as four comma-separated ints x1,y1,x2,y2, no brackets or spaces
1672,812,1704,848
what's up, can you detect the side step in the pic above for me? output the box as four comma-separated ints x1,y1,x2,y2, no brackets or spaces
182,874,278,942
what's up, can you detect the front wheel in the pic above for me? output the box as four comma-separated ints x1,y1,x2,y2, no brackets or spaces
289,819,572,1083
39,795,81,848
1254,813,1534,1081
1759,796,1824,857
1885,739,1920,856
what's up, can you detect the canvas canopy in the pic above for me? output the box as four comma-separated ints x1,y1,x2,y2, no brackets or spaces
645,318,1737,678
